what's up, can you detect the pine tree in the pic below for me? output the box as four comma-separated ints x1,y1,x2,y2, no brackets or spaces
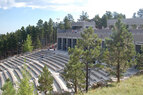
58,22,64,29
104,19,135,82
48,18,54,44
17,66,35,95
101,15,108,28
64,16,71,29
137,8,143,17
79,11,89,21
43,21,49,46
63,46,85,93
37,65,53,95
136,45,143,69
23,34,33,52
93,15,102,29
77,27,102,92
37,19,43,29
35,37,41,49
1,79,16,95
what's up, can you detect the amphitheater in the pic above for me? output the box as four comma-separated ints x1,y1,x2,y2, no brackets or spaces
1,18,142,94
0,49,110,94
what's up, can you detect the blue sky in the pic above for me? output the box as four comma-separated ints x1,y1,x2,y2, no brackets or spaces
0,0,143,34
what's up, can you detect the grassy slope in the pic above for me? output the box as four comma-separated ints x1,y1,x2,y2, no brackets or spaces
83,75,143,95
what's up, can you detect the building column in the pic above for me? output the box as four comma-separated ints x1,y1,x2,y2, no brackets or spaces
57,38,61,50
136,44,141,53
66,38,68,51
63,38,66,51
73,39,77,48
61,38,63,50
71,39,73,48
68,39,72,48
57,38,59,50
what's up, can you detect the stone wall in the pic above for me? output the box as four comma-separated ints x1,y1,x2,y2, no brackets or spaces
58,29,143,43
107,18,143,29
72,21,95,28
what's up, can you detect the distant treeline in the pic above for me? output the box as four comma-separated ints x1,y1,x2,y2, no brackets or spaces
0,18,57,59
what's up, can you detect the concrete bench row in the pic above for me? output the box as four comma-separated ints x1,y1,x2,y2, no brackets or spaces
0,66,65,93
0,50,110,93
25,50,55,60
0,50,58,91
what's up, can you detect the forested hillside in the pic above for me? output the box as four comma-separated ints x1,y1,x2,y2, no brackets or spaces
0,19,57,59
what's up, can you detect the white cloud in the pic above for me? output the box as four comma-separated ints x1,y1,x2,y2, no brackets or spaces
14,2,26,8
0,0,14,9
49,0,76,4
0,0,86,10
74,0,143,18
0,0,143,18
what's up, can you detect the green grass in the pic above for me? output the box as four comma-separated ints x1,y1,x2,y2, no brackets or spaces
82,75,143,95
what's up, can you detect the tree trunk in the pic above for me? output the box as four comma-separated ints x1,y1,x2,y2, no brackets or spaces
117,62,120,82
45,34,47,46
86,62,89,92
75,81,77,93
74,70,78,93
44,91,47,95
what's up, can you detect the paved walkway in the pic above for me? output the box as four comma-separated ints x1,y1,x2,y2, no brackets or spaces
111,67,139,81
50,50,68,56
124,67,139,77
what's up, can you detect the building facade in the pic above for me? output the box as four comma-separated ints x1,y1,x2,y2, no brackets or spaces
57,19,143,52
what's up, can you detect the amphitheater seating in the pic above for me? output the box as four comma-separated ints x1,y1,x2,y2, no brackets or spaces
46,56,66,67
0,72,4,88
13,69,22,81
0,49,110,93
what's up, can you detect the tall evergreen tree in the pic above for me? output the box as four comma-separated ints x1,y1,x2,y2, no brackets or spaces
48,18,54,44
17,66,35,95
136,45,143,69
101,15,108,28
79,11,89,21
21,26,27,42
58,22,64,29
77,27,102,92
1,79,16,95
105,11,113,19
132,12,137,18
64,16,71,29
63,46,85,93
137,9,143,18
93,15,102,29
37,65,53,95
112,12,126,19
104,19,135,82
67,14,74,22
37,19,44,46
37,19,43,29
53,26,57,43
23,34,33,52
43,21,49,46
35,37,41,49
30,26,38,48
